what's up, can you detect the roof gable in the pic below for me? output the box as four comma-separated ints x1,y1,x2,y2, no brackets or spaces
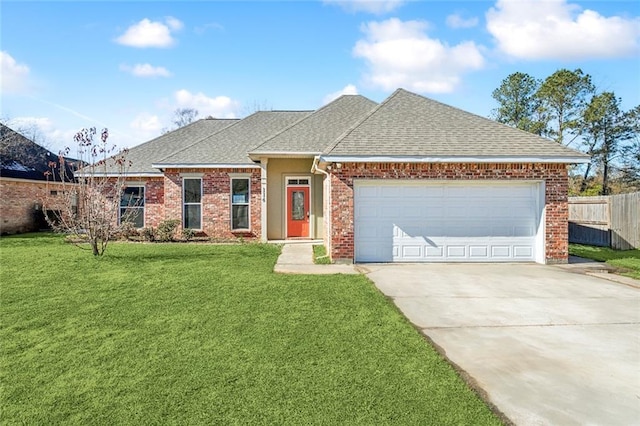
324,89,589,161
156,110,312,166
249,95,377,156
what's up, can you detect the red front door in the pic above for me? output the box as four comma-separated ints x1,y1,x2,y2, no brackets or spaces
287,186,310,238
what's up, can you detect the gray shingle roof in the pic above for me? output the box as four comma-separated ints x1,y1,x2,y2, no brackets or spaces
324,89,590,160
249,95,377,155
116,118,238,174
156,111,311,166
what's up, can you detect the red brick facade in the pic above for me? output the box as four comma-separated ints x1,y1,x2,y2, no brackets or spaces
160,168,261,239
0,177,72,235
328,162,569,264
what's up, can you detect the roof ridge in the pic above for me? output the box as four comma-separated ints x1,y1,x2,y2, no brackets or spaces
155,117,248,163
323,89,403,154
249,94,373,153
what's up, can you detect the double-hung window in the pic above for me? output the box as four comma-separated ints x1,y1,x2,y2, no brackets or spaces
183,178,202,229
120,186,144,228
231,177,250,230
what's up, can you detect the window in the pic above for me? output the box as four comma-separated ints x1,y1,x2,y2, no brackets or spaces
183,178,202,229
120,186,144,228
231,178,250,230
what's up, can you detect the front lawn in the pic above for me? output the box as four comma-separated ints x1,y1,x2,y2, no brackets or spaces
0,234,501,425
569,244,640,280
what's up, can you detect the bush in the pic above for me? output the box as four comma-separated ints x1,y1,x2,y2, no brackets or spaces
182,228,196,242
117,222,139,240
140,227,156,242
156,220,180,242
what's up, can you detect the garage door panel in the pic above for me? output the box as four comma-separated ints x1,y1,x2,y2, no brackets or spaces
355,181,542,263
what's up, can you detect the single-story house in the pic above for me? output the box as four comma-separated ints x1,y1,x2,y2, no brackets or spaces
99,89,589,264
0,124,76,234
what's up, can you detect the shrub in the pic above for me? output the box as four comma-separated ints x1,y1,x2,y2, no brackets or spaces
140,227,156,242
117,222,139,240
182,228,196,242
156,219,180,242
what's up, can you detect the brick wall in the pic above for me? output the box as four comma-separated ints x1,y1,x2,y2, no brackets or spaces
161,168,261,239
328,162,569,264
0,177,72,235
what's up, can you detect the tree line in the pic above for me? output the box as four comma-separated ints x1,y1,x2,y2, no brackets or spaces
491,69,639,195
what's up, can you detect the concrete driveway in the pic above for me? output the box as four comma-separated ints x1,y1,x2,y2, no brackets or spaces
362,263,640,425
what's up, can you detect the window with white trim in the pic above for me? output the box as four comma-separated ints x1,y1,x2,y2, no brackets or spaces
120,186,144,228
183,178,202,229
231,178,250,230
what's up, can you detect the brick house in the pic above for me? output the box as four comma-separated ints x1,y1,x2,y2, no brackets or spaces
0,124,75,234
98,89,589,264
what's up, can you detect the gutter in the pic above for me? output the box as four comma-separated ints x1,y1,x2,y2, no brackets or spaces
311,155,329,178
318,155,591,164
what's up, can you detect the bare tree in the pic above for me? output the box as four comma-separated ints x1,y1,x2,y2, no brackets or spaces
44,127,133,256
163,108,199,133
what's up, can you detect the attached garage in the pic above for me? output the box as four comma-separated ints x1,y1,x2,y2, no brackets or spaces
354,180,545,263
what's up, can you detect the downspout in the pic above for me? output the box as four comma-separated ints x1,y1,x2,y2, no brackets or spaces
311,155,329,178
311,155,331,258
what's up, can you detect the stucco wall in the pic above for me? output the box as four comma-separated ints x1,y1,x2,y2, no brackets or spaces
265,158,323,240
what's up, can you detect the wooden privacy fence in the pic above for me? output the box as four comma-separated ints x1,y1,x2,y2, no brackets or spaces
568,192,640,250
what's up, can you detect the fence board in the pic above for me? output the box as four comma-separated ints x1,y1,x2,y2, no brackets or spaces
569,192,639,249
611,192,639,250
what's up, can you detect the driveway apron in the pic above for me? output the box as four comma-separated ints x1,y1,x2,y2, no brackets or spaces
363,263,640,426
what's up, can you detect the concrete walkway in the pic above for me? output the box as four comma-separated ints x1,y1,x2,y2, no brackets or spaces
273,243,358,274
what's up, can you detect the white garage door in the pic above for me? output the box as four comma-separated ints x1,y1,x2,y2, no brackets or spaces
354,180,544,263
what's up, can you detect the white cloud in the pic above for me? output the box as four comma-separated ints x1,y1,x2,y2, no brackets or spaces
353,18,485,93
115,17,183,48
8,116,77,154
120,63,172,77
323,0,404,14
323,84,359,104
486,0,640,60
446,13,479,29
174,89,239,118
130,113,163,133
1,51,30,94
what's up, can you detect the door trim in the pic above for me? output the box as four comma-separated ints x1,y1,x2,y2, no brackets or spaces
285,175,312,238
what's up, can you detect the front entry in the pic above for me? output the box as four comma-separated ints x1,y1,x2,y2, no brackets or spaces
286,185,310,238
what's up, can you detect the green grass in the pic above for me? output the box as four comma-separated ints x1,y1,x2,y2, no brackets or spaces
0,234,501,425
312,244,332,264
569,244,640,280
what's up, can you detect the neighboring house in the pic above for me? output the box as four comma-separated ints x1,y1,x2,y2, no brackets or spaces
98,89,589,264
0,124,76,234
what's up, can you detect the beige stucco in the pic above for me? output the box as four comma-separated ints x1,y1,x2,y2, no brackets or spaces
265,158,323,240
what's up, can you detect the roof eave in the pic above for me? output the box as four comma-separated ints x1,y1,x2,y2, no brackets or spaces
247,151,321,161
318,155,591,164
151,163,260,169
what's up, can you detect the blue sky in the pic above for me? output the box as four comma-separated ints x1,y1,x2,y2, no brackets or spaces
2,0,639,155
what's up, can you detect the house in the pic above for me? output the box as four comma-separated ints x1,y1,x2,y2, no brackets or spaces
98,89,589,264
0,124,76,234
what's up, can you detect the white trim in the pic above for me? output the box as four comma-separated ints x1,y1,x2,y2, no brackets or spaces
248,152,319,160
119,185,145,229
260,159,268,242
89,173,163,178
230,176,251,231
284,174,313,239
0,176,73,184
319,155,590,164
153,163,260,169
182,177,203,230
